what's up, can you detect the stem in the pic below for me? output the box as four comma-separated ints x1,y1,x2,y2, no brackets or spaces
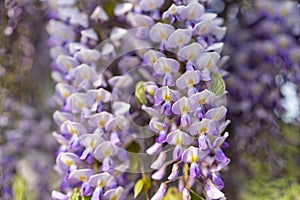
187,187,205,200
139,156,150,200
163,175,184,184
93,159,98,174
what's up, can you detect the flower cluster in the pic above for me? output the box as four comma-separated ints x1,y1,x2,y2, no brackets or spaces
47,0,230,199
47,1,131,199
4,0,37,36
1,1,55,199
1,0,42,93
224,0,300,145
125,1,230,199
0,98,55,200
222,1,300,195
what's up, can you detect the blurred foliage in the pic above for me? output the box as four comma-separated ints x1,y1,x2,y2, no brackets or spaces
241,179,300,200
239,124,300,199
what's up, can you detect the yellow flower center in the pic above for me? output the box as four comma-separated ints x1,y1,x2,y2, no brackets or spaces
59,116,67,122
177,37,184,46
163,65,170,73
159,32,167,40
148,2,156,10
96,94,103,101
76,101,85,109
164,94,171,102
188,11,195,20
88,141,96,149
65,62,73,70
65,159,73,166
98,120,106,127
154,124,163,131
190,155,198,163
97,181,106,187
151,58,156,64
212,114,219,121
110,195,118,200
175,138,182,145
199,127,207,135
78,175,87,182
181,106,189,113
82,73,90,80
188,53,196,60
63,92,70,98
170,7,177,15
199,26,207,35
104,149,111,157
206,61,213,69
188,79,194,87
147,89,154,95
198,98,206,105
113,125,120,132
69,127,78,135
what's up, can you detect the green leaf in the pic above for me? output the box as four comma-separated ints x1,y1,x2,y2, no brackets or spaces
135,81,147,105
162,187,182,200
70,188,81,200
126,141,141,153
70,188,91,200
12,175,28,200
209,73,226,96
82,196,92,200
143,177,151,190
102,1,117,17
134,179,144,198
129,155,139,173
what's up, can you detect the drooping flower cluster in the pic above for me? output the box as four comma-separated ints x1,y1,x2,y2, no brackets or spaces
1,1,55,199
4,0,39,36
47,0,230,199
124,1,230,199
47,1,131,199
0,98,55,200
1,0,42,93
222,1,300,195
224,0,300,146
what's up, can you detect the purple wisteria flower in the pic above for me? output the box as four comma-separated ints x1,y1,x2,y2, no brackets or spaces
123,0,230,199
46,0,132,199
223,0,300,196
1,0,56,199
0,98,56,200
46,0,230,199
224,0,300,145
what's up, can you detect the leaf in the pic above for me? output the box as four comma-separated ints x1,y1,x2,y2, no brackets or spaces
70,188,81,200
102,1,117,17
134,179,144,198
143,177,151,190
162,187,182,200
70,188,92,200
209,73,226,96
12,175,27,200
82,196,92,200
135,81,147,105
126,141,141,153
129,155,139,173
